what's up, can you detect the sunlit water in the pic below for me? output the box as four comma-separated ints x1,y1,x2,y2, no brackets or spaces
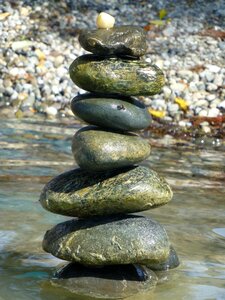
0,119,224,300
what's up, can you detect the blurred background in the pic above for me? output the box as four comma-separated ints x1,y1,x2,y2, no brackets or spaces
0,0,224,137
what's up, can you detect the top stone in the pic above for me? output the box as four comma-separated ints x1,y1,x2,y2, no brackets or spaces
78,26,147,57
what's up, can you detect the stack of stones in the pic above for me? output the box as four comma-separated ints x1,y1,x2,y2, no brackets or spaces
40,15,179,294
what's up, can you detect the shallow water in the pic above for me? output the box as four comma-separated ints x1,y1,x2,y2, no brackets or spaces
0,119,224,300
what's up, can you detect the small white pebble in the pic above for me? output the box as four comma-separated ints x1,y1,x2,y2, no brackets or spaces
45,106,57,116
96,12,115,29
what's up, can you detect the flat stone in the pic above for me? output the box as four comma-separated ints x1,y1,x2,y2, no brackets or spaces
147,246,179,271
43,215,170,265
72,127,151,171
69,55,165,96
78,25,147,57
71,93,151,131
39,166,173,217
49,263,157,299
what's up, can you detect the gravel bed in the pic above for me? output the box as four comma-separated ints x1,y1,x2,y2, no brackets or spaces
0,0,224,134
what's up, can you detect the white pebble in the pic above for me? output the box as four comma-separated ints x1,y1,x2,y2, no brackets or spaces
45,106,58,116
207,108,220,117
96,12,115,29
217,100,225,109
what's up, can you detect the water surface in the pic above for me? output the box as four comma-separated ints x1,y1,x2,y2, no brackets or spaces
0,119,224,300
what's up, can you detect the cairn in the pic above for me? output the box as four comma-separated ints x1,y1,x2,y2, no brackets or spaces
40,12,179,296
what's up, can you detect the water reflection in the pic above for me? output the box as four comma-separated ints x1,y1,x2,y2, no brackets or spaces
0,119,224,300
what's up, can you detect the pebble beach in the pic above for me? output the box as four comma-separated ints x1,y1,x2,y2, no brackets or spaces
0,0,224,136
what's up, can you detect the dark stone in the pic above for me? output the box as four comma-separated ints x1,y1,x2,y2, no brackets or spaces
42,215,170,266
78,25,147,57
147,246,180,271
49,263,157,299
39,166,172,217
71,93,151,131
69,55,165,96
72,126,151,171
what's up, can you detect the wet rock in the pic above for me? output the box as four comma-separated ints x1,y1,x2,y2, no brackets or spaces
39,166,173,217
79,25,147,57
147,246,180,271
71,93,151,131
69,55,165,96
43,215,170,265
50,263,157,299
72,126,151,171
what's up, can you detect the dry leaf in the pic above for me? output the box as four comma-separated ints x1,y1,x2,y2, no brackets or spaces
191,115,225,126
149,20,166,26
175,97,189,111
148,108,166,118
159,9,167,20
0,12,10,20
199,29,225,40
189,65,205,73
35,49,46,61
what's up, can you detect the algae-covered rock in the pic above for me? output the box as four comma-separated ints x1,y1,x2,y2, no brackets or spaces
39,166,173,217
71,93,151,131
79,25,147,57
43,215,170,265
72,126,151,171
147,246,180,271
69,55,165,96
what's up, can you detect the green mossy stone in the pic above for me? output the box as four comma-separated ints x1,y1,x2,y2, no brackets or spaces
79,25,147,57
147,246,180,271
39,166,173,217
72,126,151,171
69,55,165,96
42,215,170,266
50,263,157,299
71,93,151,131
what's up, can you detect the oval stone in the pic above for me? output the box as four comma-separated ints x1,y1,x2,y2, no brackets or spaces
72,127,151,171
42,215,170,265
50,263,157,299
147,246,179,271
79,25,147,57
71,93,151,131
39,166,173,217
69,55,165,96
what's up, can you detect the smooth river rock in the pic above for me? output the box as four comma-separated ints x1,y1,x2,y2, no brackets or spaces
49,263,157,299
78,25,147,57
43,215,170,266
69,55,165,96
71,93,151,131
39,166,173,218
72,127,151,171
147,246,180,271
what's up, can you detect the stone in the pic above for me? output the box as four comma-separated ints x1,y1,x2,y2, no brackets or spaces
147,246,179,271
49,263,157,299
72,127,151,171
42,215,170,265
39,166,173,218
218,100,225,110
71,93,151,131
78,25,147,57
69,55,165,96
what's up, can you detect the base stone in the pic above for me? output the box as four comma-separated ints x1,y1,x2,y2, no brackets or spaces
50,263,157,299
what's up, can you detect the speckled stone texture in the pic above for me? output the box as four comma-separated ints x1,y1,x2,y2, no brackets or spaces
50,263,157,299
71,93,152,131
39,166,173,217
69,55,165,96
43,215,170,266
147,246,179,271
78,25,147,57
72,126,151,171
